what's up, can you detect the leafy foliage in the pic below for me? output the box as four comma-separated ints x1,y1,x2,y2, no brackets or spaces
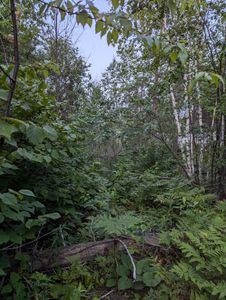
90,212,145,237
158,202,226,299
0,0,226,299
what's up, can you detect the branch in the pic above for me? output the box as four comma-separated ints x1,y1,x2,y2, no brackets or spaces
0,228,59,251
38,0,90,17
117,238,136,281
100,290,115,299
32,235,164,271
6,0,20,116
0,65,14,81
145,109,190,179
200,13,217,71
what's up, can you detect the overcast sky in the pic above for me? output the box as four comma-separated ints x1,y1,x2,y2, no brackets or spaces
72,0,117,80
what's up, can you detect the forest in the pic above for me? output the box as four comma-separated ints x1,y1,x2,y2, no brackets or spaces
0,0,225,299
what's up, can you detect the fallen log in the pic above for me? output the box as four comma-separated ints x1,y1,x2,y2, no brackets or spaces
32,233,162,271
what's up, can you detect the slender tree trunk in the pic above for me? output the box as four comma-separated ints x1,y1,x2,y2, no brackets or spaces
170,84,188,174
54,9,60,103
6,0,20,116
196,80,204,183
217,92,226,199
184,69,195,179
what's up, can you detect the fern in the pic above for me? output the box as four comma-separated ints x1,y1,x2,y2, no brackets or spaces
158,201,226,299
212,282,226,299
89,212,145,237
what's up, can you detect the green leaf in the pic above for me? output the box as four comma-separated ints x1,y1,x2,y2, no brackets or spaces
111,0,119,9
0,256,10,271
47,63,60,75
26,124,46,145
119,17,132,29
106,278,116,287
2,162,18,170
112,29,119,43
87,17,92,27
19,189,36,197
100,26,107,37
0,268,5,276
107,31,112,45
26,213,61,229
38,4,46,15
0,230,10,245
39,213,61,220
43,125,58,141
9,232,22,244
32,201,45,208
116,264,130,277
136,259,152,275
10,272,20,284
170,52,178,62
178,50,188,65
118,276,133,290
89,5,99,17
0,89,8,101
0,121,17,140
143,271,162,287
189,71,224,92
76,12,88,27
0,214,4,223
60,11,66,21
3,116,27,128
95,20,104,34
0,193,17,206
66,0,73,12
211,73,225,89
25,219,43,229
15,148,43,163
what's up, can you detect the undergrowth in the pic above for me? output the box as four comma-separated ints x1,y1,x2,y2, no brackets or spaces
1,167,225,299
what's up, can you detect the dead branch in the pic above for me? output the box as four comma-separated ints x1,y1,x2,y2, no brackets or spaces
32,234,163,271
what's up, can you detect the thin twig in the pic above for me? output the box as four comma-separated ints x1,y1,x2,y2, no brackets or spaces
38,0,90,17
0,65,14,81
33,225,44,255
0,276,5,290
100,289,114,299
59,225,66,247
0,228,59,251
116,238,136,281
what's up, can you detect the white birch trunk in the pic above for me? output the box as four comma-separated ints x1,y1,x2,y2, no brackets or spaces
196,77,204,182
184,71,195,179
170,84,188,172
207,99,218,181
220,114,224,147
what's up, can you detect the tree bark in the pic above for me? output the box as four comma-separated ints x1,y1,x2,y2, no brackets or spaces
170,84,188,176
32,235,161,271
6,0,20,116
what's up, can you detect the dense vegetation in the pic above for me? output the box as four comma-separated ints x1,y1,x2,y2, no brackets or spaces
0,0,225,299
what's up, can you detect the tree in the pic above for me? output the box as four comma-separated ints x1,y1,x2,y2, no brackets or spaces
45,37,90,118
105,0,226,195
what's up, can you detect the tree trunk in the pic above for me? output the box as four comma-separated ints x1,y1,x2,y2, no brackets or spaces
6,0,20,116
32,235,161,271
